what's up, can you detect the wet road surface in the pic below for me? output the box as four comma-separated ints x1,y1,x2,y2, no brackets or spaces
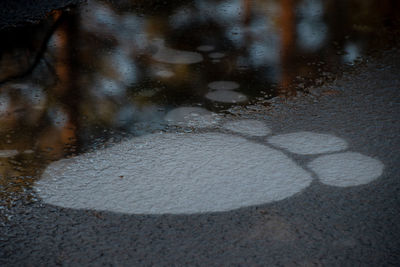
1,0,400,265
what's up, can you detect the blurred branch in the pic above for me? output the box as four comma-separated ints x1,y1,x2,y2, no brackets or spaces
0,11,65,86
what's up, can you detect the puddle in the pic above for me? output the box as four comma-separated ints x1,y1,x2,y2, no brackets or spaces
0,0,398,205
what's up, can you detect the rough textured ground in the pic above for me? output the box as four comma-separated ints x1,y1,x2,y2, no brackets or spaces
1,45,399,265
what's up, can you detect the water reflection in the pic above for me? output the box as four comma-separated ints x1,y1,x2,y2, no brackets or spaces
0,0,398,204
296,0,327,50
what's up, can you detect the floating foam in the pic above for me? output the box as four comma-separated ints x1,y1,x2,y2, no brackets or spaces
309,152,384,187
155,70,175,78
197,45,215,52
152,41,203,64
268,132,348,155
222,120,271,136
209,52,225,59
35,133,312,214
164,107,218,128
208,81,240,90
205,91,248,103
0,150,19,157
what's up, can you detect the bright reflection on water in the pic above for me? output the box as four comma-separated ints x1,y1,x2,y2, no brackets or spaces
0,0,398,204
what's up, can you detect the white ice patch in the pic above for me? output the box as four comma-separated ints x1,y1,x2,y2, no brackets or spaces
34,119,385,215
35,133,312,214
222,120,271,136
152,40,203,64
164,107,219,128
205,91,248,103
208,81,239,90
197,45,215,52
0,150,19,158
155,70,175,78
268,132,348,155
309,152,384,187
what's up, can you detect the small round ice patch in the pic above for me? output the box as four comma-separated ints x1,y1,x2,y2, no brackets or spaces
0,150,19,157
164,107,218,128
268,132,348,155
208,81,239,90
155,70,174,78
308,152,384,187
197,45,215,52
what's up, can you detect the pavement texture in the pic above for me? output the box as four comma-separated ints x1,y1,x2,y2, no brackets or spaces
0,0,83,30
1,47,399,265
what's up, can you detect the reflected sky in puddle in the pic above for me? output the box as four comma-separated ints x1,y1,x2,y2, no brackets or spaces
0,0,398,203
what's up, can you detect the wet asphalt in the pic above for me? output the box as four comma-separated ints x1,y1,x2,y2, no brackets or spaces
1,1,400,265
0,47,399,266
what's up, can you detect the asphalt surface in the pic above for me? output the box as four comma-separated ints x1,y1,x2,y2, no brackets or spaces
0,1,400,264
1,47,399,265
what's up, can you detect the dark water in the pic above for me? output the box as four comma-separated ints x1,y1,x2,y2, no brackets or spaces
0,0,399,204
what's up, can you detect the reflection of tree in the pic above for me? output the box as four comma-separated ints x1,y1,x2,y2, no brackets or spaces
36,11,79,159
0,11,65,85
0,0,399,205
0,11,80,206
279,0,297,96
242,0,252,25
